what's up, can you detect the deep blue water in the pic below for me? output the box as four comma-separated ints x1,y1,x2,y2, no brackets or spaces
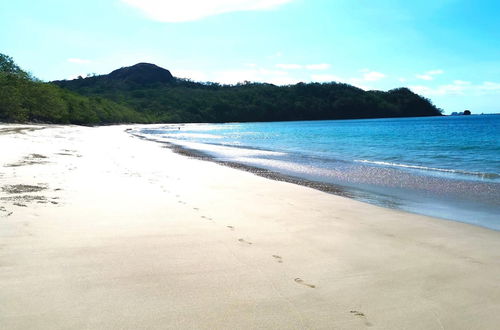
135,115,500,230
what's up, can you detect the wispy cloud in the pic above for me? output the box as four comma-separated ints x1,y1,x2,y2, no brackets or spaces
481,81,500,91
122,0,294,22
310,70,385,90
362,71,385,81
176,65,386,89
416,69,444,81
410,80,500,96
67,58,91,64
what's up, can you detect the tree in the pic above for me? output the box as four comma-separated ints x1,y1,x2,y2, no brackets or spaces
0,53,31,79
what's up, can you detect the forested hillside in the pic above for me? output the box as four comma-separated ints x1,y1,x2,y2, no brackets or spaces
54,63,443,123
1,53,442,125
0,54,147,124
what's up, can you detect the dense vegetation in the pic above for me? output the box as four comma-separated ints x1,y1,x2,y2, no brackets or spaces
1,53,442,125
54,63,443,123
0,54,147,124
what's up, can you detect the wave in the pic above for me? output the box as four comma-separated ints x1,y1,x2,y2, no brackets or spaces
354,159,500,180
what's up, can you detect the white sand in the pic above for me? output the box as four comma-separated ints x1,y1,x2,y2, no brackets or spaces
0,124,499,329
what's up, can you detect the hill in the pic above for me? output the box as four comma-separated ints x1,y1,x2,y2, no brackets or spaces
54,63,443,123
1,53,442,125
0,54,148,124
108,63,174,84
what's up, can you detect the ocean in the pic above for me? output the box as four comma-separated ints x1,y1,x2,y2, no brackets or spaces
134,115,500,230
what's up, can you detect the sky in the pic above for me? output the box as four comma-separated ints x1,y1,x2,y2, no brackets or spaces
1,0,499,114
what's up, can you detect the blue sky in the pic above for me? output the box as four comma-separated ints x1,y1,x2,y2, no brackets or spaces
1,0,499,114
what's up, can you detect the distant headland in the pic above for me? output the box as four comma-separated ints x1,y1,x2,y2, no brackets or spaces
1,53,443,125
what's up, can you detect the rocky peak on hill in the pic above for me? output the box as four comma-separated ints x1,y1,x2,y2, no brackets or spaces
107,63,174,84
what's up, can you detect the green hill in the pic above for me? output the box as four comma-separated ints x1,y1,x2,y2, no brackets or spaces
1,53,443,125
54,63,443,123
0,54,147,125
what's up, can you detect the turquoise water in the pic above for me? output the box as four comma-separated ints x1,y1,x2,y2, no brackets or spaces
136,115,500,230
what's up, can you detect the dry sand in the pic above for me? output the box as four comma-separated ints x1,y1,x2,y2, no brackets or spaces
0,124,499,329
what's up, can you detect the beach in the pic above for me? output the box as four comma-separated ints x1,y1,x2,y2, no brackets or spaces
1,124,499,329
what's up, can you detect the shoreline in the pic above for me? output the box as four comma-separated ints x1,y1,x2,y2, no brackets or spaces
128,129,500,231
129,130,355,198
1,124,499,329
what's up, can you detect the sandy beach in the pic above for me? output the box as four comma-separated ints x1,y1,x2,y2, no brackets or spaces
0,124,499,329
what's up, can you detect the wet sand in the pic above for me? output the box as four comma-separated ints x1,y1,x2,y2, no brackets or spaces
1,124,499,329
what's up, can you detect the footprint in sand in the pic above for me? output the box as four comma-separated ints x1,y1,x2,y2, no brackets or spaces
14,203,27,207
350,311,365,317
193,207,199,211
272,255,283,263
238,238,252,245
350,310,373,326
227,225,235,231
0,206,13,217
294,278,316,288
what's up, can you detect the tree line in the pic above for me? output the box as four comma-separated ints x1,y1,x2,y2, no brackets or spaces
1,54,443,125
0,54,147,124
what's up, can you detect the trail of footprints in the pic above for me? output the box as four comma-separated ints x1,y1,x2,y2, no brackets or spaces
4,153,367,322
174,198,319,291
238,238,253,245
164,191,319,291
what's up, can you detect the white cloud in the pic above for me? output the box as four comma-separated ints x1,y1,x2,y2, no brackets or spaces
427,69,444,75
480,81,500,91
276,63,302,69
67,58,91,64
362,71,385,81
177,65,386,89
410,84,465,96
416,69,444,81
122,0,293,22
416,74,433,81
310,70,385,90
305,63,331,70
409,80,500,96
